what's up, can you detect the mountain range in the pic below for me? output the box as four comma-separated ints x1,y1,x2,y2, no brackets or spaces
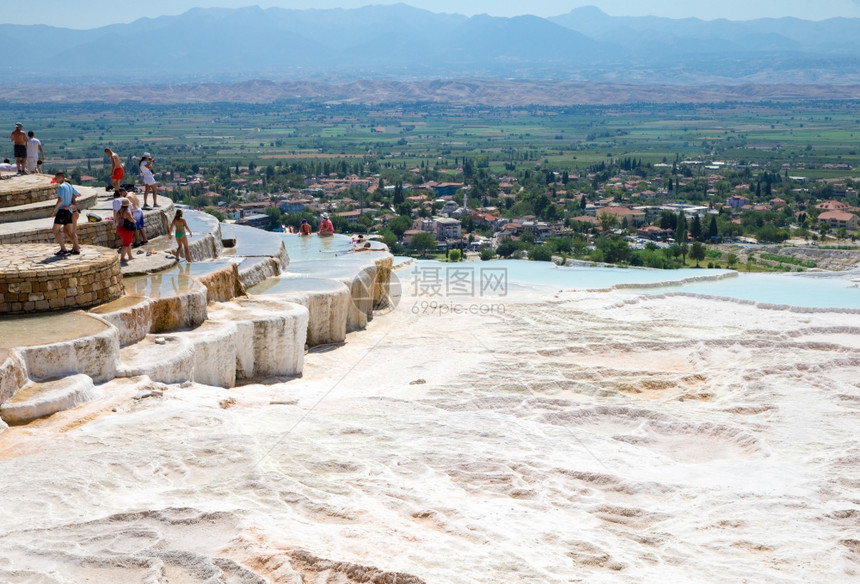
1,4,860,102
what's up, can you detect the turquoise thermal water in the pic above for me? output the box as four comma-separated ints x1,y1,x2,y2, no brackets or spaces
634,272,859,309
405,260,859,309
278,236,858,309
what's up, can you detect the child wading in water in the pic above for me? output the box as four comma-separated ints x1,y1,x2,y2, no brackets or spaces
170,209,193,263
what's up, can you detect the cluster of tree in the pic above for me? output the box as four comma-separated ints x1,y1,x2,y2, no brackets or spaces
56,127,857,271
489,231,701,269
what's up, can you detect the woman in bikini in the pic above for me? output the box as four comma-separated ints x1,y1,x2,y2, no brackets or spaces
299,218,312,236
170,209,193,263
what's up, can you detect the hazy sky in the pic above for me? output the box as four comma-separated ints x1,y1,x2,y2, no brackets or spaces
4,1,860,28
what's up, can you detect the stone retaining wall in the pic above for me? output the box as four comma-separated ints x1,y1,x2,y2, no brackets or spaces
0,211,169,248
0,244,122,314
0,181,57,209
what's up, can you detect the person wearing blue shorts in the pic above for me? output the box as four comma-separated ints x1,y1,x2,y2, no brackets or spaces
127,192,149,247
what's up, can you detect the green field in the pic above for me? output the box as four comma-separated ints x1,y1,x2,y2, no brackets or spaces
3,100,859,181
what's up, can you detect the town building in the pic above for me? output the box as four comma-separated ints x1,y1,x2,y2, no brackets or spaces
818,211,859,230
434,217,462,241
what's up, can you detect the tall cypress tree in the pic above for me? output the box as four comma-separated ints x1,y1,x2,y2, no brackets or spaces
690,214,703,241
676,211,688,243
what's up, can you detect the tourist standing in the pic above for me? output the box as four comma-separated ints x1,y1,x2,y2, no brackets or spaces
25,131,44,174
112,188,130,253
112,188,129,222
126,191,149,247
318,212,335,237
50,171,81,255
11,123,27,174
170,209,193,263
116,199,136,263
105,148,123,191
139,152,159,208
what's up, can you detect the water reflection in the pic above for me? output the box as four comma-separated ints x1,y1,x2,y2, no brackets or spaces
248,275,347,296
0,311,110,348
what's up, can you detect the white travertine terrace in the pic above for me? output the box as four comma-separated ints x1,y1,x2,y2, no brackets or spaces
247,276,350,346
0,170,858,582
0,174,394,424
0,373,99,425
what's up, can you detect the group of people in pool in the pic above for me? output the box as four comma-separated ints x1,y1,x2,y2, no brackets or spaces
291,212,335,237
289,214,388,252
350,234,388,253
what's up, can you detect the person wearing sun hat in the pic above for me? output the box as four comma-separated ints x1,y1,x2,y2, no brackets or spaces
318,212,335,237
299,218,312,236
116,198,136,263
139,151,159,208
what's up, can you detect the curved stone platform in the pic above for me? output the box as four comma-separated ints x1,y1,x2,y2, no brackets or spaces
202,298,308,382
0,191,172,250
0,173,57,208
235,256,281,290
0,187,98,223
0,244,122,314
193,262,245,303
89,296,154,346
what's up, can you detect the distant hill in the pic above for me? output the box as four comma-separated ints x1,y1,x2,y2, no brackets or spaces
1,79,858,107
1,4,860,91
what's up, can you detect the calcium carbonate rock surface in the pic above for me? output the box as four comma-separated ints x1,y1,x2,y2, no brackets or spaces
89,296,154,347
245,276,349,346
0,349,27,405
14,317,120,384
118,335,195,385
0,373,98,425
207,297,309,380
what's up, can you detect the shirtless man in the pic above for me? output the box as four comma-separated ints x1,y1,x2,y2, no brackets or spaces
11,123,27,174
104,148,123,191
